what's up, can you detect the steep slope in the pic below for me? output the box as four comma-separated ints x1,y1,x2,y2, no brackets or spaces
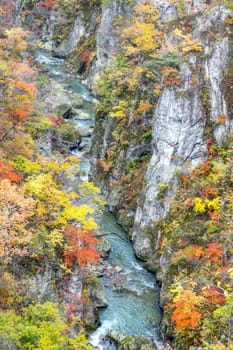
132,3,232,259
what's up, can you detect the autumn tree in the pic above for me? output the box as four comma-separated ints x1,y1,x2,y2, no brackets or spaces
0,161,21,182
168,289,202,331
122,2,163,59
0,27,36,143
0,179,36,263
64,225,100,268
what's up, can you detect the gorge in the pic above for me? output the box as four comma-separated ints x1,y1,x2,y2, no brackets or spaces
36,48,162,349
0,0,233,349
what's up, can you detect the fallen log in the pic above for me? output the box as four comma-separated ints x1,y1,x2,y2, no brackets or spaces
93,232,129,242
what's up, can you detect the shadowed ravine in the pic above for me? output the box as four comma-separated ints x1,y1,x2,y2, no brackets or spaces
36,50,162,350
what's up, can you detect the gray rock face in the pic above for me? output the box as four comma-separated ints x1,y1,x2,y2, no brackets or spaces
55,16,86,56
93,0,122,83
61,266,83,305
42,9,99,56
132,65,205,259
90,0,140,86
205,37,230,143
195,5,231,143
130,4,231,260
185,0,208,15
42,11,61,51
85,275,108,308
27,265,58,303
25,264,83,309
155,0,178,21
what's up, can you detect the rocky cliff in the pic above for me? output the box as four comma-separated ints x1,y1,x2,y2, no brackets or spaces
132,3,232,259
82,0,232,259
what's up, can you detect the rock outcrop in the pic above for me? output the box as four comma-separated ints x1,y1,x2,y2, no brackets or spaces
107,330,158,350
132,3,231,259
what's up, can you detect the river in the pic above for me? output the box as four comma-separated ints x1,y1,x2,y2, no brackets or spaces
90,212,162,349
36,50,162,350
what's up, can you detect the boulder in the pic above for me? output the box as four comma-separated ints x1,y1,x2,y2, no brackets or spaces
85,275,108,308
107,330,158,350
43,80,71,112
71,93,84,108
56,103,73,118
96,237,111,259
51,122,81,153
82,296,100,330
73,110,92,120
75,124,93,137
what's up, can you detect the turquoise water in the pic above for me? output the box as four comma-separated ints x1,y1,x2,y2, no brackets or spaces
36,49,94,181
90,212,161,349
